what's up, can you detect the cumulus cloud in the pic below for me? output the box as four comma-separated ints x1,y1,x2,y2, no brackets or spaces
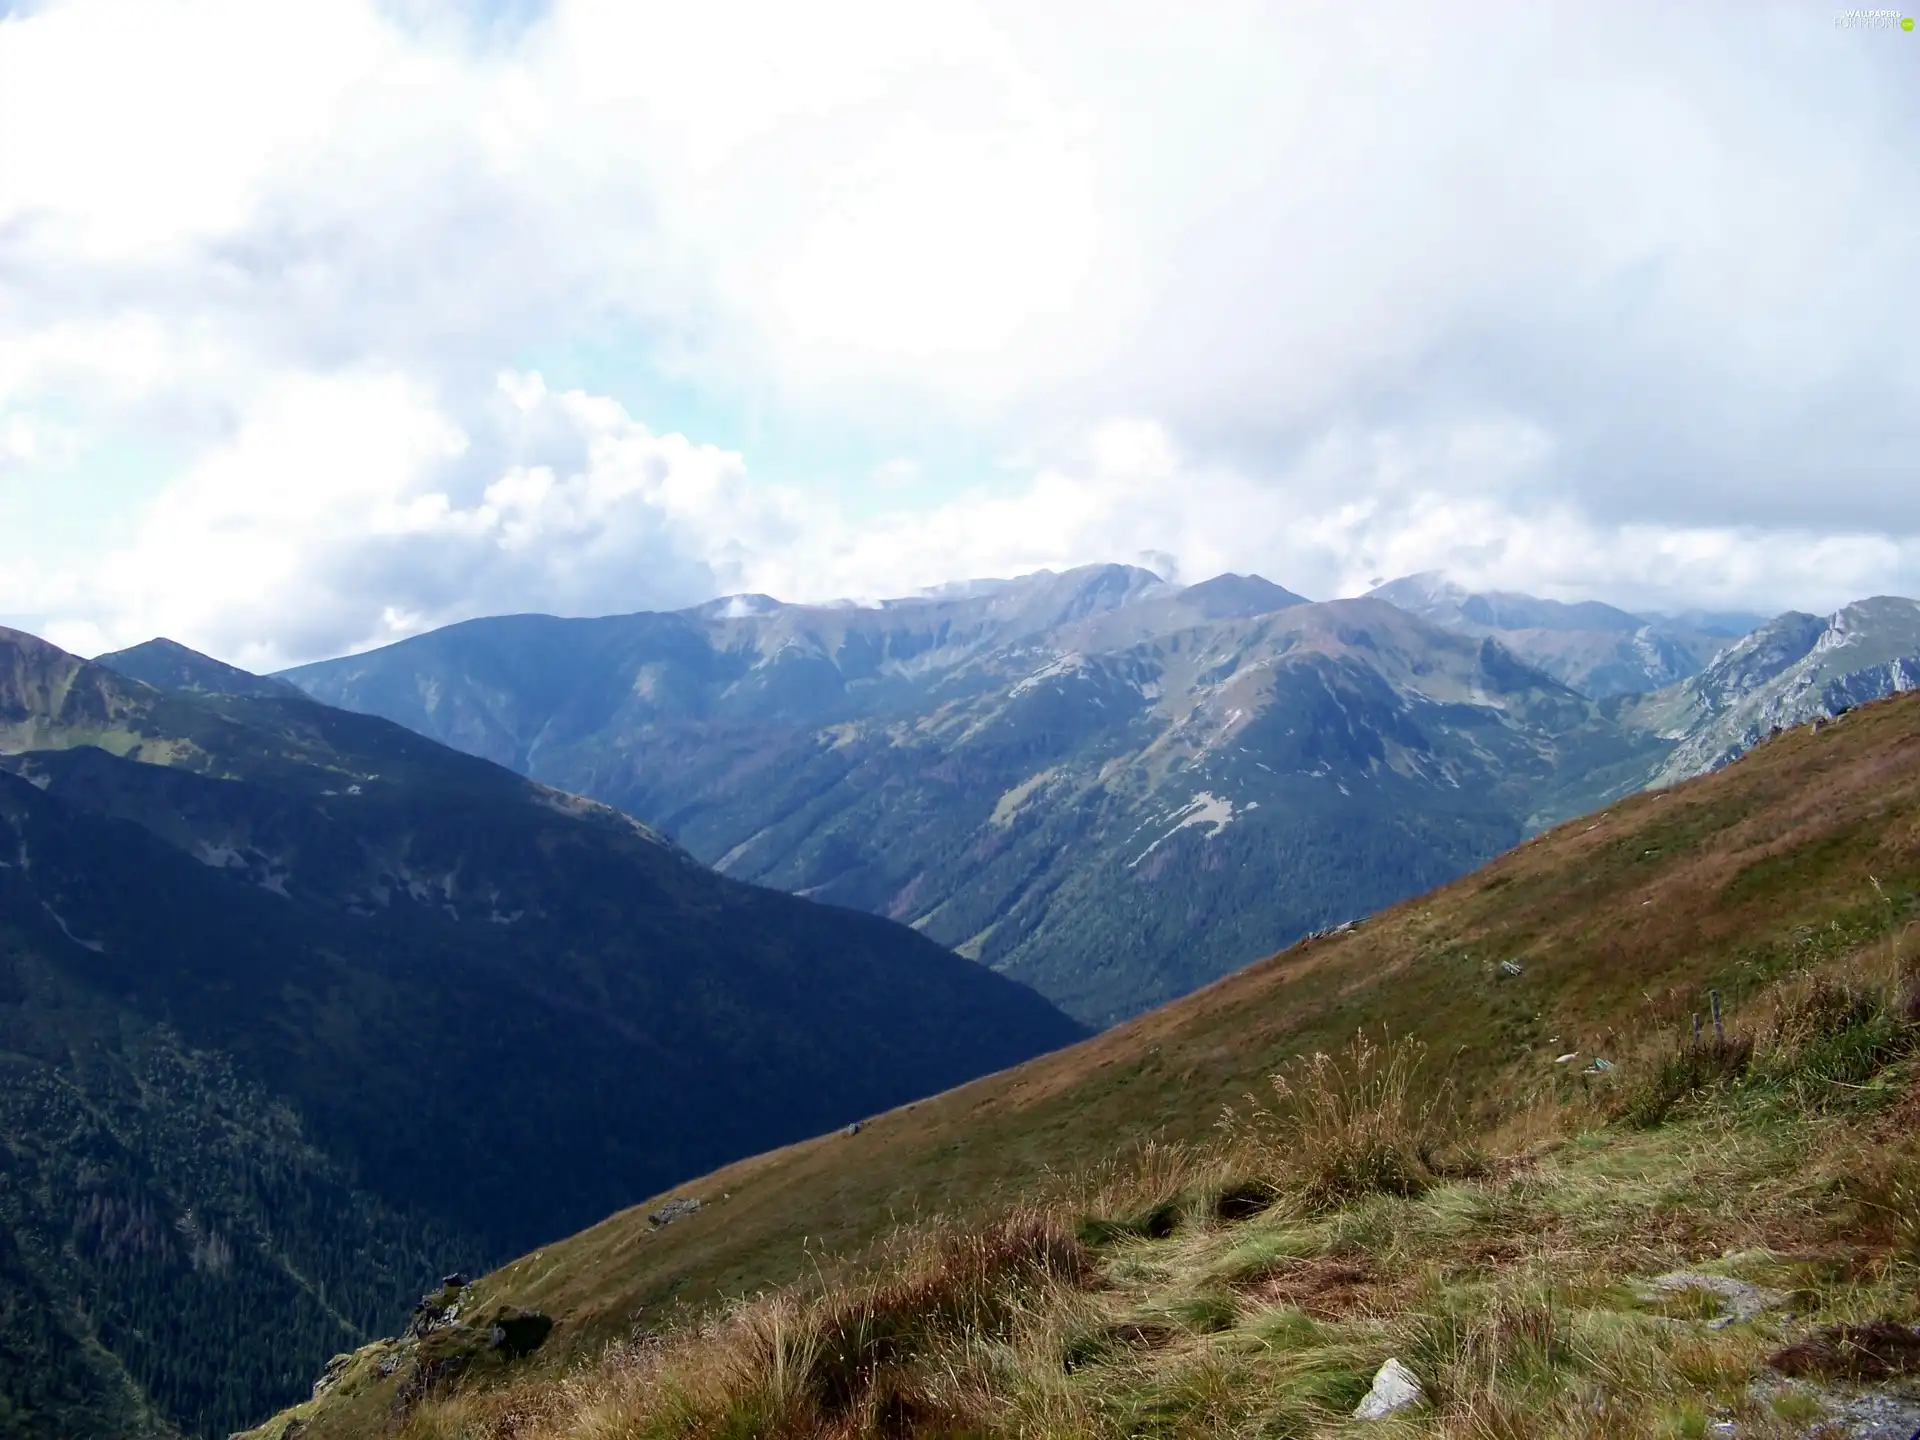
18,372,803,668
2,0,1917,664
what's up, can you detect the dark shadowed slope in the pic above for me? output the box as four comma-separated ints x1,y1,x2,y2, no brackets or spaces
0,626,1081,1439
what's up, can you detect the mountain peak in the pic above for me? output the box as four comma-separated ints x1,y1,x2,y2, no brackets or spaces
690,594,787,621
1175,573,1309,619
93,636,306,700
1368,570,1466,607
2,626,147,748
0,622,82,669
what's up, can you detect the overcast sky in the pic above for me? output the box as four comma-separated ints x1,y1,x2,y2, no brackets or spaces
2,0,1916,668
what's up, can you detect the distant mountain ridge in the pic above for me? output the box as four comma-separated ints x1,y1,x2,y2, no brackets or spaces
278,566,1666,1024
2,626,1081,1437
1362,571,1763,699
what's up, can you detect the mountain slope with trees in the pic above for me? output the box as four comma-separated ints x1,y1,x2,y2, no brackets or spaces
0,627,1080,1438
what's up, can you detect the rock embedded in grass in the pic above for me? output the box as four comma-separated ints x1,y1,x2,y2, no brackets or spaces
1641,1271,1786,1327
646,1196,702,1228
1354,1357,1423,1419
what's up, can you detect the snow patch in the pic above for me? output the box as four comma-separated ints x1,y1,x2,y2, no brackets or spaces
193,840,247,869
1128,791,1240,868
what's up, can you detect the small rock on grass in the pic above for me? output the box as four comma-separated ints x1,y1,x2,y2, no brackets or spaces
646,1196,701,1228
1354,1357,1423,1419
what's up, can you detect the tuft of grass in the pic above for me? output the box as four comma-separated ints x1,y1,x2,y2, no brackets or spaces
1065,1140,1206,1247
1223,1030,1455,1206
1076,1201,1182,1248
1408,1277,1576,1411
802,1209,1094,1419
1615,1034,1754,1129
1169,1292,1237,1334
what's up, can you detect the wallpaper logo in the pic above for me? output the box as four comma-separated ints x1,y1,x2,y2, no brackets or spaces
1833,8,1911,26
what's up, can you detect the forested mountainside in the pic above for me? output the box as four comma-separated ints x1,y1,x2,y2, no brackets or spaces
0,627,1080,1437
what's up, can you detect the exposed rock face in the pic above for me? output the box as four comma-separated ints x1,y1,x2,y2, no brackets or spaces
1642,1271,1785,1328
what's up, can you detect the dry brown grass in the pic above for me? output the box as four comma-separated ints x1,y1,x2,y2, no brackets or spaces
364,696,1920,1387
388,989,1920,1440
1220,1031,1457,1208
396,1210,1098,1440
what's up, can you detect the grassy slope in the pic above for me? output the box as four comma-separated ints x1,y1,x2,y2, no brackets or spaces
264,693,1920,1435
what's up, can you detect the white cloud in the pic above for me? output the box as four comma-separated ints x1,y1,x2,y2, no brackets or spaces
3,0,1919,663
13,371,1912,668
0,412,78,472
18,372,801,667
870,457,922,490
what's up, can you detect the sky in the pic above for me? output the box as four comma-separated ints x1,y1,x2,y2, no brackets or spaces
1,0,1917,670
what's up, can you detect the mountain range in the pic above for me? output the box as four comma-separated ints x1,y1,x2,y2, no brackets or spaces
9,562,1918,1436
0,626,1080,1438
275,565,1920,1025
